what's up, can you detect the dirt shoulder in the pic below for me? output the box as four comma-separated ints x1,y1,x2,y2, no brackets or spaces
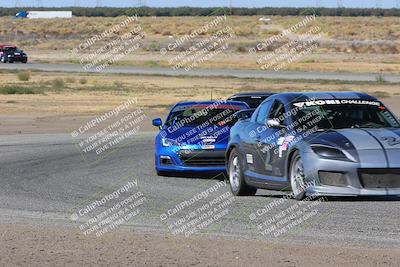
0,223,399,267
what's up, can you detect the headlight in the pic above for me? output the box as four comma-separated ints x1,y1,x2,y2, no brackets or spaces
310,145,355,162
162,138,180,147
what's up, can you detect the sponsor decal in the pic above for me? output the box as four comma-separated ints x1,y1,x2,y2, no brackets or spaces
201,136,216,144
277,135,295,157
381,136,400,146
246,154,254,164
293,99,381,109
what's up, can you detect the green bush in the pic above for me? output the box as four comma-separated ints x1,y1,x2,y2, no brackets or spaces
17,72,30,81
0,86,42,94
79,78,88,84
52,78,65,89
376,74,387,84
66,77,76,83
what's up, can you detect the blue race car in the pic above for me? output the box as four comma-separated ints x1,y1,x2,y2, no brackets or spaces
226,92,400,199
153,100,250,176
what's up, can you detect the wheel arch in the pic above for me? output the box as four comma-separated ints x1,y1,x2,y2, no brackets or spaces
285,147,299,181
226,144,237,168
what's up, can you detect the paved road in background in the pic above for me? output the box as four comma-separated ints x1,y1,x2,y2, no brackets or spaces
0,133,399,248
1,63,400,82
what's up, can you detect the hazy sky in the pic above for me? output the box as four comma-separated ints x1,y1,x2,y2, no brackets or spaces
2,0,399,8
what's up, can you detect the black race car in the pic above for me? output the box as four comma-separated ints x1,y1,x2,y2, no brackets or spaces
0,45,28,63
227,92,275,109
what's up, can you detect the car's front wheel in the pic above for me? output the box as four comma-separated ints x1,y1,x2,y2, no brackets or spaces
228,148,257,196
289,151,307,200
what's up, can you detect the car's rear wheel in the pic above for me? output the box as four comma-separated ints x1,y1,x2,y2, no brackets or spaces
228,148,257,196
289,151,307,200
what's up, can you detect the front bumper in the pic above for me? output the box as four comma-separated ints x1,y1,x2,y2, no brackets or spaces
303,152,400,197
155,144,227,173
8,55,27,62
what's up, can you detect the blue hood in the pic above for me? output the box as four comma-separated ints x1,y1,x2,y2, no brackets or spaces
163,125,231,146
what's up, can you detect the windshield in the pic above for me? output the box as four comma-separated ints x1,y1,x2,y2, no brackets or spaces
4,47,16,52
166,105,241,127
292,101,400,129
229,96,269,108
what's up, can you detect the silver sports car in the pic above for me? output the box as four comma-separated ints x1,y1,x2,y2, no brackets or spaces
227,92,400,200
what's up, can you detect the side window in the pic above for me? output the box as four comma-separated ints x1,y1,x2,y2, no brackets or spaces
256,100,273,124
268,100,286,125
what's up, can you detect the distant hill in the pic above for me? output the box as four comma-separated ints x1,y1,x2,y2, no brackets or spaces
2,6,400,17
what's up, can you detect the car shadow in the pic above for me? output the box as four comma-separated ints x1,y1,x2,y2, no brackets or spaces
254,192,400,201
158,171,227,180
321,195,400,202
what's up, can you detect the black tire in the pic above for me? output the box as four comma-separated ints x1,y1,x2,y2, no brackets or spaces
228,148,257,196
22,59,27,64
289,151,307,200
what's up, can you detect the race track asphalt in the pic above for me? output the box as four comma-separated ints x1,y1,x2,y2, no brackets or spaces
0,132,399,249
1,62,400,82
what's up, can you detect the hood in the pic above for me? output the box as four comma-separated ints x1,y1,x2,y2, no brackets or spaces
162,125,231,146
304,128,400,168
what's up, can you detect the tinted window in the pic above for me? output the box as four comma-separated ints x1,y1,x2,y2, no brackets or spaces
166,105,242,127
256,100,273,124
292,100,400,129
229,96,269,109
268,100,287,124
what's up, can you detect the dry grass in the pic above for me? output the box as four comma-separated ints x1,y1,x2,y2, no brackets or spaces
2,16,400,73
0,71,399,116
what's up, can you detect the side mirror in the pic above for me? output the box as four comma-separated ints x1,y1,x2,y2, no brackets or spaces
152,118,162,129
266,119,285,129
235,109,255,121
